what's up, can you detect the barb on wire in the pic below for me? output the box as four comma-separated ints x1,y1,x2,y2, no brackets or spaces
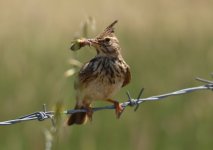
0,77,212,126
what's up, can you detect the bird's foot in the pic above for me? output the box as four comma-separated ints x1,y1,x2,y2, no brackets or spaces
107,99,124,119
114,102,124,119
85,106,93,121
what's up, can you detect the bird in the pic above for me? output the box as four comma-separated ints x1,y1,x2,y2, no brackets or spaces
67,20,131,126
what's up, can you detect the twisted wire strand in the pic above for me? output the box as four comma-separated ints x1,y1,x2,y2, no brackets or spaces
0,78,212,126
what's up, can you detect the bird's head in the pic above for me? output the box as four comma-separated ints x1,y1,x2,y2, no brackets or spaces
89,20,121,56
71,20,121,57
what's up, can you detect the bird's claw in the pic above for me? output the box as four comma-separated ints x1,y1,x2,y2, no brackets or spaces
86,106,93,121
114,102,124,119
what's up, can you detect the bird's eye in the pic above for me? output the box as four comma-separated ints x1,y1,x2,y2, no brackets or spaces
104,38,110,42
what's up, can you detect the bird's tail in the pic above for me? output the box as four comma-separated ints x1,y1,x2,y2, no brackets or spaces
67,104,88,126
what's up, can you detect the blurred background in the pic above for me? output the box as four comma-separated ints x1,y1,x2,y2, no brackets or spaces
0,0,213,149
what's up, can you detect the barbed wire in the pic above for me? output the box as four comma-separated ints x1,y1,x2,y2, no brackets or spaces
0,77,212,126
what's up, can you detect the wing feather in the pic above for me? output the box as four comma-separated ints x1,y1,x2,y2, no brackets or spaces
122,66,131,87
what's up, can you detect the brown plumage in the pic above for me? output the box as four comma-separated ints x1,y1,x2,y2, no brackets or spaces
67,20,131,126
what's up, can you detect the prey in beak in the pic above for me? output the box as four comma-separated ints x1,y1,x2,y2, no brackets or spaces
70,38,97,51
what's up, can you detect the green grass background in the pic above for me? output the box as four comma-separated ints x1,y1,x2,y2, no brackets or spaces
0,0,213,149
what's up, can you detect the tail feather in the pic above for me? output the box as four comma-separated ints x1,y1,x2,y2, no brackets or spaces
67,106,87,126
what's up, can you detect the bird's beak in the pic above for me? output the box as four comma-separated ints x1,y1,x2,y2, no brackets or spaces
84,38,100,50
87,39,99,46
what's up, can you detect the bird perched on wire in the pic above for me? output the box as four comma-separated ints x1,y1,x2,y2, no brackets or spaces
68,20,131,126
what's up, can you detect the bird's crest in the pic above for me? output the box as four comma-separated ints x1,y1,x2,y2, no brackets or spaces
97,20,118,39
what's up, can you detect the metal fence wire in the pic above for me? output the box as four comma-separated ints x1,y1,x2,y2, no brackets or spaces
0,77,212,126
